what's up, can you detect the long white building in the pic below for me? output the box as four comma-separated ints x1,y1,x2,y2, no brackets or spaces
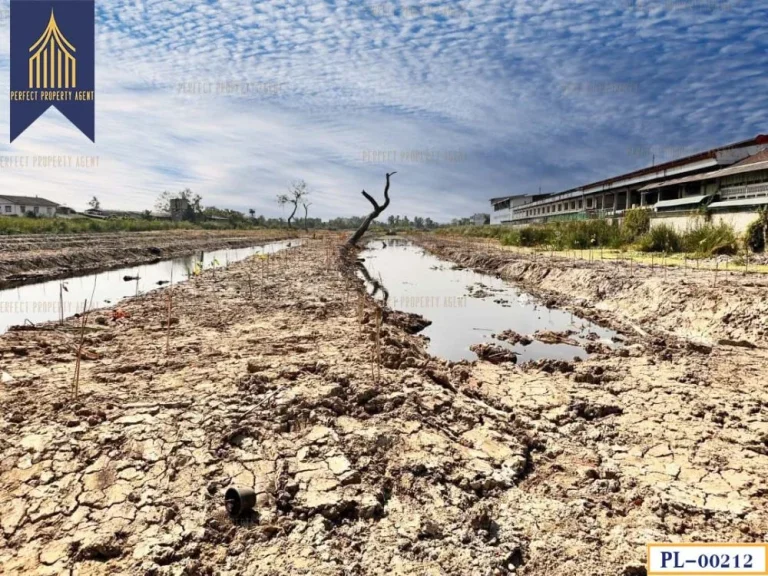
490,134,768,232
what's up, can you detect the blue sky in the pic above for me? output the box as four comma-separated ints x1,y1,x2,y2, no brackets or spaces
0,0,766,221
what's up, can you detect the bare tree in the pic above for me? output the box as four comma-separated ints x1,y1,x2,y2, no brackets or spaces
277,180,309,228
347,172,396,247
302,201,311,232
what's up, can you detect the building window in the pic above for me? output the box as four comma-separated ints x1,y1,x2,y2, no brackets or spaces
4,206,10,213
578,200,583,209
34,206,39,214
20,206,26,213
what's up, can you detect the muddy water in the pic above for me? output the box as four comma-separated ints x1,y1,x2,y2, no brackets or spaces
0,240,297,334
359,240,617,362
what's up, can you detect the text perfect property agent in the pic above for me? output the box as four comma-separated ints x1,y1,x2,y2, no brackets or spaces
10,90,95,101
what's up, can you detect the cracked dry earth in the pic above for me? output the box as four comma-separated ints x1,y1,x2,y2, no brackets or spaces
1,238,767,575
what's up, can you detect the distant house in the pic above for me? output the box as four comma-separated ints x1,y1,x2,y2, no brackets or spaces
0,195,59,217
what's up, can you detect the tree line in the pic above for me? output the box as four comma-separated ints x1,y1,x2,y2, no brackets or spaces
144,183,443,230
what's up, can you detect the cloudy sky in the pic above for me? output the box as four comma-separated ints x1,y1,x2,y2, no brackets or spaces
0,0,766,221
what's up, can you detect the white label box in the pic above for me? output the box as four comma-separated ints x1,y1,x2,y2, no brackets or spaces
647,544,768,575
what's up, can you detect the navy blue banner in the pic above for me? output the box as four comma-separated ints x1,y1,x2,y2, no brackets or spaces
10,0,95,142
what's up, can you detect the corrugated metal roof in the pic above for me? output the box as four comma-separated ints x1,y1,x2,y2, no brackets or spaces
732,148,768,166
711,159,768,179
654,195,711,210
709,196,768,209
0,195,59,207
639,173,709,192
490,193,549,205
640,156,768,192
546,134,768,199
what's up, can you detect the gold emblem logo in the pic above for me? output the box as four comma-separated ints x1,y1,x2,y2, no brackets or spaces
28,10,76,89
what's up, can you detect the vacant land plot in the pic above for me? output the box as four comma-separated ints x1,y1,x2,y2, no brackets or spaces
0,235,765,575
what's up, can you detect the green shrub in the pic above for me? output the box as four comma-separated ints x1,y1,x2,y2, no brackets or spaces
745,209,768,253
500,229,522,246
637,224,682,253
517,226,553,247
437,215,740,257
556,219,622,250
681,221,738,255
746,218,765,253
621,208,651,241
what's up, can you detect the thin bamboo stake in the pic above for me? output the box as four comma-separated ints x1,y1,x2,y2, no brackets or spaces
59,282,65,325
73,298,89,401
166,290,173,355
374,307,382,383
358,290,365,330
745,246,749,276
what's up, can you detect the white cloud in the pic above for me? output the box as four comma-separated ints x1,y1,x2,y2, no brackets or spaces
0,0,765,220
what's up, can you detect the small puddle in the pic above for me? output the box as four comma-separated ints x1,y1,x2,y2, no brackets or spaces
0,240,298,334
359,240,618,362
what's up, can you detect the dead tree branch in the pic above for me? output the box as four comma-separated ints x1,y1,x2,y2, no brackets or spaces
347,172,396,247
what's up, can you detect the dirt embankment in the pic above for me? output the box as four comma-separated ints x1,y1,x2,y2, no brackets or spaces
0,229,298,289
0,237,766,575
419,237,768,348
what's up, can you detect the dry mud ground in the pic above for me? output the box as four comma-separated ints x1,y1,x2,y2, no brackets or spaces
0,229,297,288
0,236,766,575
